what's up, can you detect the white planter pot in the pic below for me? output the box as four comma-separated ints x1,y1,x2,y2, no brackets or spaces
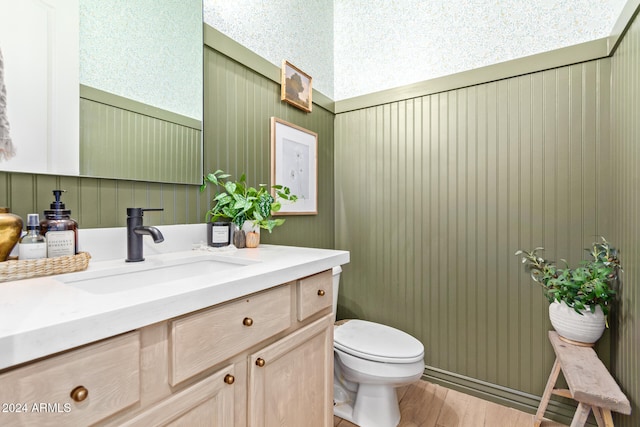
241,220,260,235
548,301,606,344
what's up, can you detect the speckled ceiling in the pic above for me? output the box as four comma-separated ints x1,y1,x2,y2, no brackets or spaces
204,0,627,101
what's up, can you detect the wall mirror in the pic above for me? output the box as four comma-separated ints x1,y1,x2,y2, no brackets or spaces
0,0,203,184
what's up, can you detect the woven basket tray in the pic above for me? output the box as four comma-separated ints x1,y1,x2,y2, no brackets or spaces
0,252,91,283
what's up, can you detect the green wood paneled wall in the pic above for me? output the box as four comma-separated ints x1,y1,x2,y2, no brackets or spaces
611,10,640,427
1,17,637,425
335,60,613,418
0,174,203,228
202,46,335,248
0,45,334,250
79,98,202,184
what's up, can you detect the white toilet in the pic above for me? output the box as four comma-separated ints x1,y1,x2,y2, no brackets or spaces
331,267,425,427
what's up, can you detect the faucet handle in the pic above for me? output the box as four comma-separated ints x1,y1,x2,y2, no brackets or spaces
127,207,164,217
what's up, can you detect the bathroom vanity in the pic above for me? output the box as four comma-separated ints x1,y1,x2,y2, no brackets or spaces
0,225,349,426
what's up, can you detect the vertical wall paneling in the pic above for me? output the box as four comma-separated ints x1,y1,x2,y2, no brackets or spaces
1,16,638,425
201,45,336,249
335,59,613,416
611,9,640,427
79,98,202,184
0,42,334,252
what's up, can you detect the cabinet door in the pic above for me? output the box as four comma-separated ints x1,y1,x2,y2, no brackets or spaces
119,365,235,427
248,314,333,427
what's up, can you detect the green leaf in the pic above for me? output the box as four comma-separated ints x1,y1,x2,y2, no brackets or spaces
257,193,273,218
224,181,237,194
203,169,298,232
215,193,232,202
232,213,246,228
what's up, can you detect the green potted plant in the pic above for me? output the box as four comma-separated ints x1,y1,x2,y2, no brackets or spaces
200,170,297,248
515,237,622,344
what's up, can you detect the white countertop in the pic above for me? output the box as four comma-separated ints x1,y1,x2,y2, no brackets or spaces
0,224,349,370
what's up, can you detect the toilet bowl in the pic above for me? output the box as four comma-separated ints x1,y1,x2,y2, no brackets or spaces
332,267,424,427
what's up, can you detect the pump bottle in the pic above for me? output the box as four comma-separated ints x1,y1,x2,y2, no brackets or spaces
40,190,78,257
19,214,47,260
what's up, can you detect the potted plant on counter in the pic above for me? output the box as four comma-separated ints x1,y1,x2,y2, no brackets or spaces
515,237,622,345
200,170,297,248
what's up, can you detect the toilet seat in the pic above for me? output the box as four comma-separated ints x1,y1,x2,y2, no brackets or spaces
334,319,424,363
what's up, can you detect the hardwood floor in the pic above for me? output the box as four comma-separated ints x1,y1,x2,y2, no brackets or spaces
333,380,567,427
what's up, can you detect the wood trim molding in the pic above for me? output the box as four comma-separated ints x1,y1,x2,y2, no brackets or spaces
608,0,640,54
335,37,610,113
203,3,640,115
80,85,202,130
423,365,581,427
203,24,335,114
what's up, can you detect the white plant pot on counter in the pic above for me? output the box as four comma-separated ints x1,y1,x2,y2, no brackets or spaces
548,300,606,345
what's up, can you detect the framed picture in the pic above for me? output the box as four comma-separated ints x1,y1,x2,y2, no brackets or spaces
280,60,312,113
270,117,318,215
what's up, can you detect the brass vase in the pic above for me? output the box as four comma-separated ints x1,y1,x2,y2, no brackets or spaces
0,207,23,261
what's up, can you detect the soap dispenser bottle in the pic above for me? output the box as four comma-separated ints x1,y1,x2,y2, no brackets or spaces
40,190,78,257
19,214,47,260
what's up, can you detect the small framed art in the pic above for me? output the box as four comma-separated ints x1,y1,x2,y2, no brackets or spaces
281,60,312,113
270,117,318,215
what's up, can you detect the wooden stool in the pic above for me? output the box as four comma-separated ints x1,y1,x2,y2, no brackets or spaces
534,331,631,427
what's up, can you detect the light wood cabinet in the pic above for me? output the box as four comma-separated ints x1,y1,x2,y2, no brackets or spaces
0,269,334,427
169,283,292,386
0,332,140,426
296,269,332,321
248,314,333,427
119,365,235,427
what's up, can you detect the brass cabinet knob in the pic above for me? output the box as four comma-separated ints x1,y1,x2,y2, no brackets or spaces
243,317,254,327
224,374,235,385
255,358,266,367
70,385,88,402
317,289,326,296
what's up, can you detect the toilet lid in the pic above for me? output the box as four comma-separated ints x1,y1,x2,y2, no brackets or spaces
334,320,424,363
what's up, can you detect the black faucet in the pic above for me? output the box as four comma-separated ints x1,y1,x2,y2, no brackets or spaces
126,208,164,262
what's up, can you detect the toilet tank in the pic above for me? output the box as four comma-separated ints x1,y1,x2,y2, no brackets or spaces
332,266,342,322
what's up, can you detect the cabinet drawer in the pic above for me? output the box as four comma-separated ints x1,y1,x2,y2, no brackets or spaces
0,332,140,426
296,270,332,321
170,284,292,385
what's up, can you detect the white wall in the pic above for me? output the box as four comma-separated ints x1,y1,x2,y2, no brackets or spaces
203,0,626,101
334,0,626,100
0,0,79,175
203,0,334,100
80,0,203,120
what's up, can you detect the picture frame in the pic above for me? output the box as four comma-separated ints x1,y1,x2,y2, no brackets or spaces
280,60,312,113
270,117,318,215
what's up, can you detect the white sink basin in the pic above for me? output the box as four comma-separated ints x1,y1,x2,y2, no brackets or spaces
59,255,251,294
